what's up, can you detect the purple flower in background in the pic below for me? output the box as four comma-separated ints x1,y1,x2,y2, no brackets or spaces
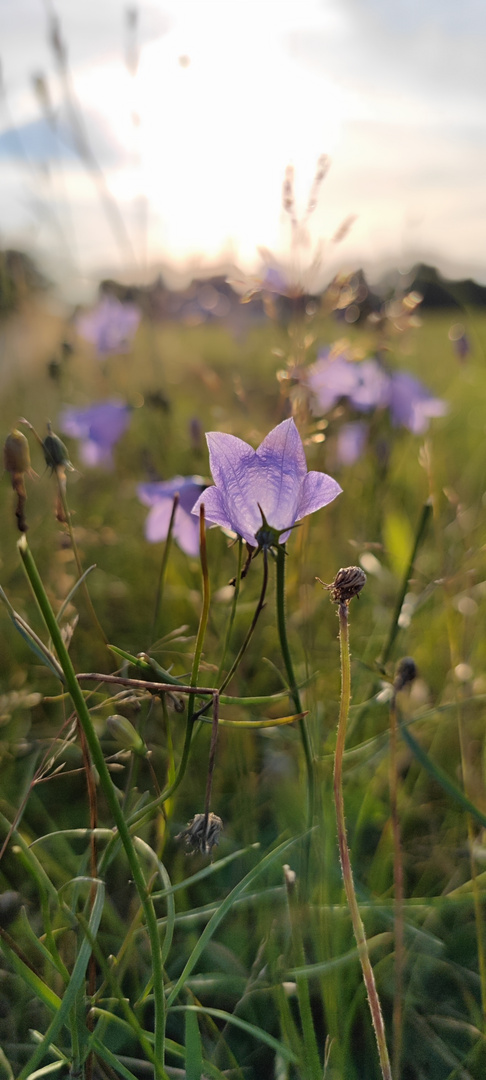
336,421,368,466
306,351,358,413
348,359,390,412
191,418,342,548
76,296,140,356
388,372,448,435
137,477,206,556
59,400,132,467
306,351,390,415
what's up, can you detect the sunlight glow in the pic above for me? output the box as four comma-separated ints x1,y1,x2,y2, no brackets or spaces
75,2,349,268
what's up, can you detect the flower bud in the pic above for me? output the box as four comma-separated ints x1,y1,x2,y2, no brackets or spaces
319,566,367,604
43,425,73,471
4,430,31,476
106,714,147,756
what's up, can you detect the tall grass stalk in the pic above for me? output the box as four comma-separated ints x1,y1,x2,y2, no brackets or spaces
334,591,392,1080
389,689,404,1079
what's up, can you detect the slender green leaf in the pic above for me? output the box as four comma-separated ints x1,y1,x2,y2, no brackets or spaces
172,1006,297,1065
54,564,97,626
17,879,105,1080
185,1008,203,1080
401,724,486,830
166,834,300,1007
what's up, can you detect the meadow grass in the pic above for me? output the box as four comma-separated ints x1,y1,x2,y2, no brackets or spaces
0,296,486,1079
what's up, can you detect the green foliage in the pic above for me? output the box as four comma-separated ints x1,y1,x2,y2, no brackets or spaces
0,301,486,1078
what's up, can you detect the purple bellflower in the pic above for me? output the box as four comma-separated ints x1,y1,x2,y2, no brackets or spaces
306,350,448,438
76,296,140,357
306,351,390,414
306,351,359,413
388,372,448,435
59,400,132,467
191,418,342,548
137,477,206,557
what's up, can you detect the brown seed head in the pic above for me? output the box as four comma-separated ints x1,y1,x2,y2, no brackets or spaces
318,565,367,604
175,812,223,856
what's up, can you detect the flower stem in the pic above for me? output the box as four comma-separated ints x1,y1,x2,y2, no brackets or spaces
275,545,314,881
17,535,169,1080
215,537,243,684
55,469,108,646
150,493,179,646
335,600,392,1080
389,691,404,1079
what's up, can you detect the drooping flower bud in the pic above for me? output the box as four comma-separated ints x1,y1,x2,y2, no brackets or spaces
106,714,147,756
4,430,31,476
42,424,73,472
3,429,34,533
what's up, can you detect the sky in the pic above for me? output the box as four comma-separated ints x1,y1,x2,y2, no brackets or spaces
0,0,485,299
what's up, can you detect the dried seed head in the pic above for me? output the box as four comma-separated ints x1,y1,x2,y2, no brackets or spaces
175,812,223,856
394,657,417,693
318,566,366,604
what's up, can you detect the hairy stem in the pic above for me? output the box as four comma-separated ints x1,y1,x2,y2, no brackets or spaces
335,601,392,1080
389,692,404,1079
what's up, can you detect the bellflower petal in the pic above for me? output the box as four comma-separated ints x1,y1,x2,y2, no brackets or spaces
192,418,341,547
137,477,205,556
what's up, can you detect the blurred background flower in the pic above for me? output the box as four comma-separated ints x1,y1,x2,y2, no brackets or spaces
76,295,140,356
388,371,449,435
137,476,206,556
59,400,132,466
304,350,448,441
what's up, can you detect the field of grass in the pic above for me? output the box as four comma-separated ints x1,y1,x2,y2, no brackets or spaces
0,293,486,1080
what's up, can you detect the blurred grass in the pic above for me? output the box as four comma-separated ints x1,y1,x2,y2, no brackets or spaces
1,296,486,1077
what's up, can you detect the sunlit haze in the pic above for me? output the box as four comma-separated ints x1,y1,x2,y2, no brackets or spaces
0,0,484,298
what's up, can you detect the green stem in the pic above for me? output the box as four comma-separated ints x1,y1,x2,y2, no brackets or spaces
191,542,268,726
190,506,210,693
55,469,108,646
390,692,404,1079
215,537,243,684
150,493,178,646
275,545,314,845
335,601,392,1080
17,535,169,1080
